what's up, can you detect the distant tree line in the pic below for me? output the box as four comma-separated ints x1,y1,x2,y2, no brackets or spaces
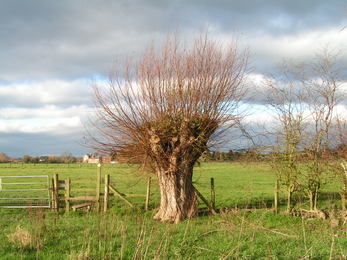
2,146,346,164
22,151,77,163
201,149,250,162
0,151,79,163
202,146,347,163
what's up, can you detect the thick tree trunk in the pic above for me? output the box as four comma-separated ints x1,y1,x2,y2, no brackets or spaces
153,163,198,223
147,118,215,223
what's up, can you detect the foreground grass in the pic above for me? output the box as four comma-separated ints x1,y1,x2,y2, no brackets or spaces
1,207,347,259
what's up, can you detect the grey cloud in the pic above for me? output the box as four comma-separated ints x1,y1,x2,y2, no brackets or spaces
0,132,88,158
177,0,345,35
1,0,346,83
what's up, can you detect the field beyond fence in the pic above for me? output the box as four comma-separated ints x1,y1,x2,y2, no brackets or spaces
0,162,281,211
0,161,342,211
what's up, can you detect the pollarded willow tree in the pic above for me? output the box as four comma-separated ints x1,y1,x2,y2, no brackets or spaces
87,31,252,223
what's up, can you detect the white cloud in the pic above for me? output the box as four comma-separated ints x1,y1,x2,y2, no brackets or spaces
247,28,347,70
0,116,83,134
0,105,90,119
0,79,92,108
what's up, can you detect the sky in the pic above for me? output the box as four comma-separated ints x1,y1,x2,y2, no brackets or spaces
1,0,347,158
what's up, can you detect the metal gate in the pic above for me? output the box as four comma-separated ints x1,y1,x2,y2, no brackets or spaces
0,175,50,208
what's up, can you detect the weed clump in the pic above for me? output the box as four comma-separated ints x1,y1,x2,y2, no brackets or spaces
7,225,34,249
69,245,90,260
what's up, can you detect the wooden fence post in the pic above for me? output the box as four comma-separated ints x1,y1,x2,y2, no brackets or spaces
341,163,347,211
145,177,151,211
95,164,101,212
194,187,216,215
53,173,59,212
104,174,110,212
210,178,215,211
51,178,55,210
274,178,279,213
65,178,70,213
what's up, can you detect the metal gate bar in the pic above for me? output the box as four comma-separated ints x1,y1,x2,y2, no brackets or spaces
0,175,50,208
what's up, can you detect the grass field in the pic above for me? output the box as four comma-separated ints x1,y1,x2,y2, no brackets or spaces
0,162,346,259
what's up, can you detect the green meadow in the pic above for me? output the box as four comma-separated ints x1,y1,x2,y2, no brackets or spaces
0,162,346,259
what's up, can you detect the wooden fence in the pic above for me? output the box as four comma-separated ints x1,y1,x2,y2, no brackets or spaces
52,165,152,212
52,165,216,213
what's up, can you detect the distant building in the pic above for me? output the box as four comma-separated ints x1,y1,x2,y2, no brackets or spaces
83,154,100,164
83,154,116,164
39,156,56,162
